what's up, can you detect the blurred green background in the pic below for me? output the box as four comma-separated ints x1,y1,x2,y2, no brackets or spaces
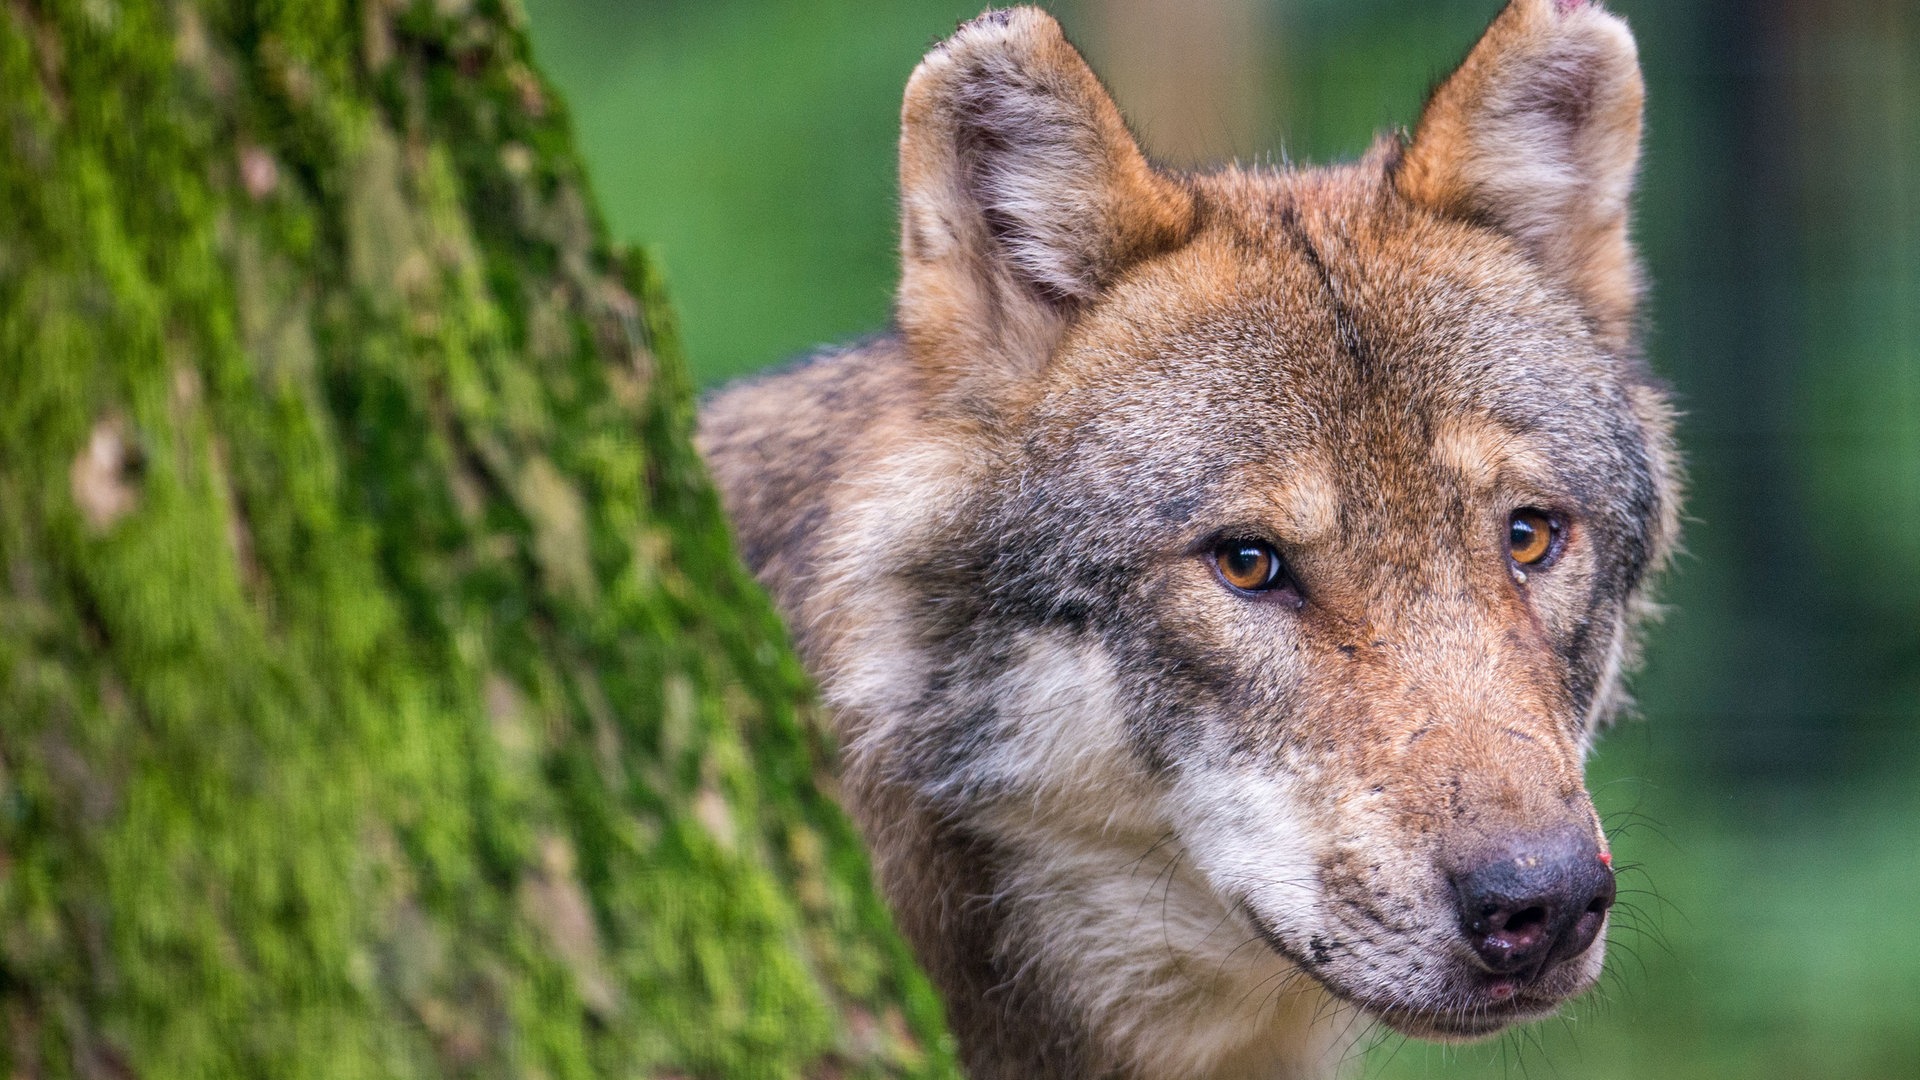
521,1,1920,1076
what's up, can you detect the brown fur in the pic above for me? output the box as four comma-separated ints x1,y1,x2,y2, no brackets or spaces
699,3,1678,1076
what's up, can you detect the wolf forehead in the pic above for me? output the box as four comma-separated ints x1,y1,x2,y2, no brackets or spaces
975,165,1666,568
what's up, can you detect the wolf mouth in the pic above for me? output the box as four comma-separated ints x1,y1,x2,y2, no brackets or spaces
1237,901,1572,1041
1367,997,1561,1041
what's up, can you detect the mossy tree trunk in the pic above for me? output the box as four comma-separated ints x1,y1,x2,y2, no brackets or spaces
0,2,954,1077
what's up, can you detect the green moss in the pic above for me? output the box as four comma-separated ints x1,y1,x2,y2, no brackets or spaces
0,1,956,1076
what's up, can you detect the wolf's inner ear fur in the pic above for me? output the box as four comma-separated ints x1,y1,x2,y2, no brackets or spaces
1397,0,1645,351
897,8,1195,406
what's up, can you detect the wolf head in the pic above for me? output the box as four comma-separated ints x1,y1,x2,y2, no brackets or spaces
779,1,1678,1072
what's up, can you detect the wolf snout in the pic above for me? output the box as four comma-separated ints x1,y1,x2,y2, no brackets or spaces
1448,826,1616,978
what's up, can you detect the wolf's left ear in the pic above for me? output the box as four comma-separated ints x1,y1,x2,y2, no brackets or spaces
1397,0,1644,350
896,8,1196,408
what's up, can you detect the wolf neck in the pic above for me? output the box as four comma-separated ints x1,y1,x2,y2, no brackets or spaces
986,816,1361,1078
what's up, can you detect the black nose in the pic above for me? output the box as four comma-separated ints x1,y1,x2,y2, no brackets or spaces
1450,828,1616,977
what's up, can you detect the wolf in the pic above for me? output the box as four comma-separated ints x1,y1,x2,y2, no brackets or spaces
698,1,1680,1076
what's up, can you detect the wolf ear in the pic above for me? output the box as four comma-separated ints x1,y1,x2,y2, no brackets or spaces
896,8,1195,407
1396,0,1645,350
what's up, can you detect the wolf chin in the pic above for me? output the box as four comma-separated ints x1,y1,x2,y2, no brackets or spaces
698,1,1681,1076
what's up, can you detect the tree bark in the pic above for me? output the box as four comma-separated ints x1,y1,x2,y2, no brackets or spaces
0,2,954,1077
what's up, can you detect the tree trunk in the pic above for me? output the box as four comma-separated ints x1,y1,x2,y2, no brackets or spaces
0,2,954,1077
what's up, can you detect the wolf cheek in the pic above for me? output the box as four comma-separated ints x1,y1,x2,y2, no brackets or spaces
698,1,1677,1076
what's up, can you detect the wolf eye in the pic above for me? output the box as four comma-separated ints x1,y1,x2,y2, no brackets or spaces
1507,509,1561,567
1213,540,1285,593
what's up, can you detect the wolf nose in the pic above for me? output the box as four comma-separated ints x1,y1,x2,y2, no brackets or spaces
1449,828,1616,977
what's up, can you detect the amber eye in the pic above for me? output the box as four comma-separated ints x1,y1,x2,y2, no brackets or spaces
1507,509,1560,566
1214,540,1284,593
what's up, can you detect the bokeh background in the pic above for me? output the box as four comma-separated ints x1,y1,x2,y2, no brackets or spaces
521,1,1920,1076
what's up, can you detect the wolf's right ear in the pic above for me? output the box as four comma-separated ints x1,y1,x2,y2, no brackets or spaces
896,8,1195,410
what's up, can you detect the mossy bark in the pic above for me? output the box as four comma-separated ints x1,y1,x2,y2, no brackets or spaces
0,1,955,1077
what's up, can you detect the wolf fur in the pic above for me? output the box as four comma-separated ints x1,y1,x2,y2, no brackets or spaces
697,2,1679,1076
